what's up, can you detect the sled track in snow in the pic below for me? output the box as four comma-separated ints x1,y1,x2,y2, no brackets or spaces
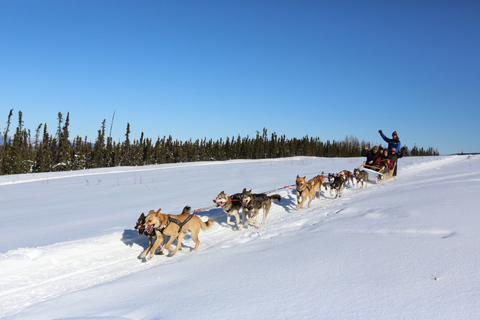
0,156,470,317
0,181,370,318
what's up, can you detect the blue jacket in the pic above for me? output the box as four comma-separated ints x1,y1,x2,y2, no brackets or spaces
380,132,401,152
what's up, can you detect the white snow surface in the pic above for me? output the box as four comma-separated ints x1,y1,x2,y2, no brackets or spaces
1,155,479,319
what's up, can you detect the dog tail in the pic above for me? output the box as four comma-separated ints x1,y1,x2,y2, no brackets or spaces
268,194,281,202
200,218,215,231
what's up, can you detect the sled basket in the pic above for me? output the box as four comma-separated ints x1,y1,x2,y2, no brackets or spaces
359,162,396,184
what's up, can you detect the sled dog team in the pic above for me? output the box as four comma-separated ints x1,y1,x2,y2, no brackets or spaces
135,169,369,259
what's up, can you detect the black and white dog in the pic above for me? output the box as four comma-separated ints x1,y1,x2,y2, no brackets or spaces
353,168,368,189
328,173,346,198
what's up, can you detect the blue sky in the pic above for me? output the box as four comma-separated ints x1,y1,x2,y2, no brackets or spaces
1,1,479,154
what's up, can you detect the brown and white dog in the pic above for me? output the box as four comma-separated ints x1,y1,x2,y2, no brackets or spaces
143,206,215,259
241,188,281,229
214,191,244,227
338,170,354,186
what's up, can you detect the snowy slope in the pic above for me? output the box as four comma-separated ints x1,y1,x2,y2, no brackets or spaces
1,155,479,319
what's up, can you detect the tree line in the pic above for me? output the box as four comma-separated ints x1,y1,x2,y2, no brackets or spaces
0,110,439,175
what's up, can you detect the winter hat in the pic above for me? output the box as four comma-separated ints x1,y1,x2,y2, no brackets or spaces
373,146,379,151
391,148,396,152
392,131,397,136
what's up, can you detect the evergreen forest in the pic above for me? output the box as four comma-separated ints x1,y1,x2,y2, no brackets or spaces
0,110,439,175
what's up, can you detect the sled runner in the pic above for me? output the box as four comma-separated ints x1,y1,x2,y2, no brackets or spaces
359,162,396,184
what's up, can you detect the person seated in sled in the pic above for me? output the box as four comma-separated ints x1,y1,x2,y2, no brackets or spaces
374,148,394,173
362,144,381,167
389,146,406,177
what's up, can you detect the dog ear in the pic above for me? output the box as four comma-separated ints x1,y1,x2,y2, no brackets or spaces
140,212,145,218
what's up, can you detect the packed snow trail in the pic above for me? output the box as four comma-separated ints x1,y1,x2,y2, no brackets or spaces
0,180,371,317
0,155,470,318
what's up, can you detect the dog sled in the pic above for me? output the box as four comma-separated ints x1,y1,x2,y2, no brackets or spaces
359,162,396,184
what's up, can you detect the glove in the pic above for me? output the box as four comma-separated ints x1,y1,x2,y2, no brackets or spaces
378,130,382,134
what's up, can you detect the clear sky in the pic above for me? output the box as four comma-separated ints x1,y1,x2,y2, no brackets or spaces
1,1,479,155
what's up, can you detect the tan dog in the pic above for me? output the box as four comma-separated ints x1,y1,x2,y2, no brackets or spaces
296,174,325,209
143,206,215,259
313,173,328,192
136,211,172,258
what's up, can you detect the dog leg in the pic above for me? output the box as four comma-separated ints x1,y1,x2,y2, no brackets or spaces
258,203,271,229
252,213,259,226
158,236,177,259
244,209,260,227
140,237,154,258
226,213,231,225
146,235,168,260
308,188,317,207
233,212,241,225
169,232,187,257
242,210,249,227
189,229,201,252
162,234,173,251
250,209,260,226
297,196,307,209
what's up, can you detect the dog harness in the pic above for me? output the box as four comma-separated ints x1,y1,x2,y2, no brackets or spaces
158,214,194,234
296,184,311,197
219,199,241,213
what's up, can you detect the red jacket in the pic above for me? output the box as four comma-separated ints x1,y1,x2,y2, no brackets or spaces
375,154,394,170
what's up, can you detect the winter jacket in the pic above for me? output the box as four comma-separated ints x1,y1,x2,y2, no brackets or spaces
390,147,405,163
362,148,381,166
380,132,401,152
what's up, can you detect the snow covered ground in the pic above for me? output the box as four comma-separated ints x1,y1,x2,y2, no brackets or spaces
1,155,479,319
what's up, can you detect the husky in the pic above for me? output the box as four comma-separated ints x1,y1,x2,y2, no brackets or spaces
295,174,327,209
241,188,281,229
328,173,346,198
142,206,215,259
338,170,354,186
135,211,172,258
214,191,244,227
353,168,368,189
